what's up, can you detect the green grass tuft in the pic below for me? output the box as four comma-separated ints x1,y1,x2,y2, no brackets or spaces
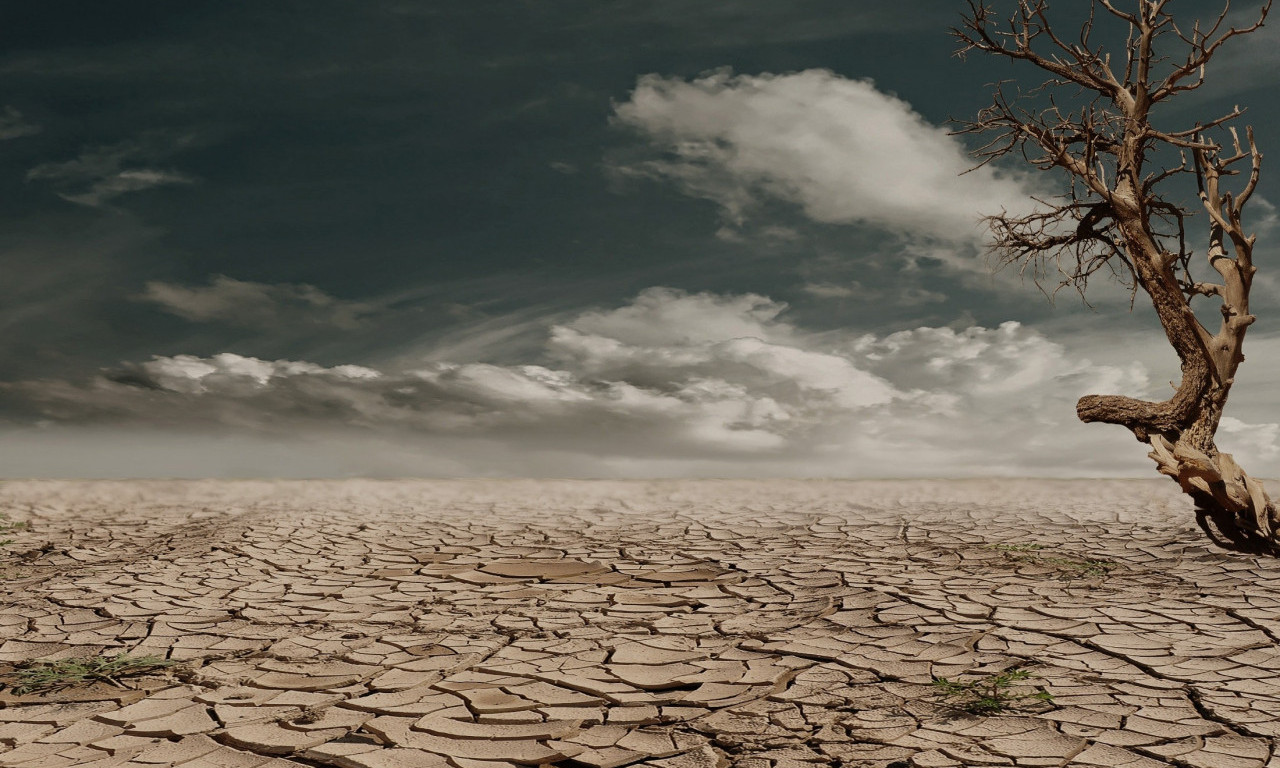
985,542,1115,579
8,653,176,695
988,542,1045,552
931,666,1054,715
0,512,25,548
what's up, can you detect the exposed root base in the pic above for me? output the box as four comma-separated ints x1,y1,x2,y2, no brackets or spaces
1147,434,1280,555
1195,504,1280,555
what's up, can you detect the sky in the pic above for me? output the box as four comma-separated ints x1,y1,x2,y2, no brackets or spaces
2,0,1279,479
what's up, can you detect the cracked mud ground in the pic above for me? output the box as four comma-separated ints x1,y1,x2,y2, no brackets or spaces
0,480,1278,768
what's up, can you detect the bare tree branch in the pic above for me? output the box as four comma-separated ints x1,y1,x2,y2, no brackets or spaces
1153,2,1272,102
953,0,1278,550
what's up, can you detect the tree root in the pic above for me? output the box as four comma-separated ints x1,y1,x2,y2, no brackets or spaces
1148,434,1280,554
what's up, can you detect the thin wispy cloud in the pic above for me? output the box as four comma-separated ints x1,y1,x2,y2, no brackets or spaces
0,106,40,140
802,280,947,305
140,275,375,330
26,134,197,207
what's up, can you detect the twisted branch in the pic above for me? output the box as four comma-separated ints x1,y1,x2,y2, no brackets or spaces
954,0,1276,548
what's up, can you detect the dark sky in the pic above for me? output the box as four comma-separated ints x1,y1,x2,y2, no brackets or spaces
3,0,1279,478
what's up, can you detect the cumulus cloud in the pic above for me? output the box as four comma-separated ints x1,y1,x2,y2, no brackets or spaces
840,323,1156,472
140,275,375,329
612,69,1038,241
0,106,40,140
9,286,1263,478
26,133,197,207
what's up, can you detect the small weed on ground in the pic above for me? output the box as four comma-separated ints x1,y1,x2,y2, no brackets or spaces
287,705,328,725
6,654,176,695
931,667,1053,715
986,542,1115,579
0,512,25,548
1040,555,1114,578
988,543,1044,553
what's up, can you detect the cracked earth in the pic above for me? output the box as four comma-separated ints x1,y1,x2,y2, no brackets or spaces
0,479,1277,768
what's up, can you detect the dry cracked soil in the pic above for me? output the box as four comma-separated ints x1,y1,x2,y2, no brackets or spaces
0,478,1277,768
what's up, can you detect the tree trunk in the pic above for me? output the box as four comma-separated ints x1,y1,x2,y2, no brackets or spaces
1076,216,1279,552
954,0,1275,552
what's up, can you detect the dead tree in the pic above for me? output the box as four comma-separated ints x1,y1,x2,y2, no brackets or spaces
954,0,1277,551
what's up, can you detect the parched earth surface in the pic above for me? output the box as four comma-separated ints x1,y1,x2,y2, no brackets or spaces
0,479,1278,768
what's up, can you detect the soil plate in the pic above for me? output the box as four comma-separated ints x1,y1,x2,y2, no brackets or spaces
0,478,1276,768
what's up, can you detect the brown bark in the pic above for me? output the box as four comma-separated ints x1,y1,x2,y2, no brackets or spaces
954,0,1277,552
1075,190,1277,551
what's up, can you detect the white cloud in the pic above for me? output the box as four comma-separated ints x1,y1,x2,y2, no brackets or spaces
802,282,857,299
612,69,1038,241
139,353,380,393
26,134,197,207
0,106,40,140
1220,416,1280,462
560,286,795,346
140,275,374,329
11,286,1268,479
546,288,897,411
59,170,194,207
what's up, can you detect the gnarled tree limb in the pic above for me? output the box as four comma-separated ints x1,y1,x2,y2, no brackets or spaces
955,0,1277,552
